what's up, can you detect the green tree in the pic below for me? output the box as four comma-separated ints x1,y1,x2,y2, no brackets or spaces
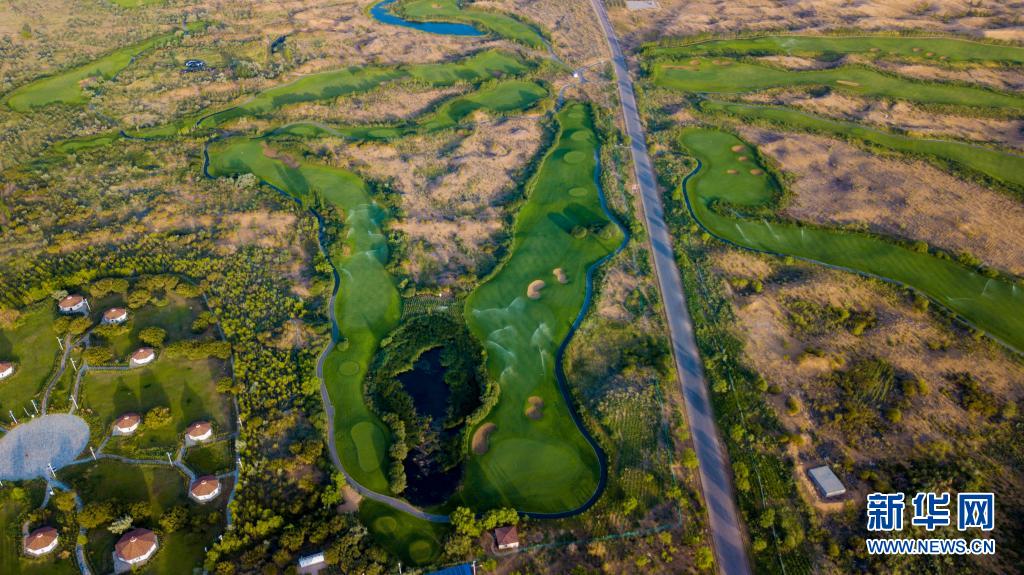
139,326,167,347
159,506,189,533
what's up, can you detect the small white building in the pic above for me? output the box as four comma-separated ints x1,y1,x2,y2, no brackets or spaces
115,529,158,566
102,308,128,324
186,421,213,443
114,413,141,435
0,362,14,380
808,465,847,498
24,526,59,557
58,294,89,314
130,347,156,367
297,551,326,569
190,476,222,503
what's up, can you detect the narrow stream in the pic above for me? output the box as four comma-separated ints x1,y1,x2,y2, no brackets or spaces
369,0,484,37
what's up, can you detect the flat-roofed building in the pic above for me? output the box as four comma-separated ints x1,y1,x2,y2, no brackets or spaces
808,465,846,498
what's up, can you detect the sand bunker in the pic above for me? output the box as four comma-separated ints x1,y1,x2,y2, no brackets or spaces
737,156,748,162
726,169,738,174
730,145,744,152
552,268,568,284
836,80,860,87
750,168,764,175
525,396,545,420
472,423,496,455
527,279,546,299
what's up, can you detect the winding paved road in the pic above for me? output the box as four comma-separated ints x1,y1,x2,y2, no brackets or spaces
585,2,752,574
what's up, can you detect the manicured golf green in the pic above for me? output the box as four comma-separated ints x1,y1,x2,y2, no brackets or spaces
4,23,206,111
197,50,531,129
645,34,1024,65
359,499,449,565
678,127,1024,352
206,138,400,493
271,79,548,140
652,59,1024,110
461,103,622,513
699,100,1024,194
396,0,546,48
0,304,60,417
81,356,230,451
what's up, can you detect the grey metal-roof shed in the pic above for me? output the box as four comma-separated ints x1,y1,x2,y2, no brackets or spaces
808,465,846,498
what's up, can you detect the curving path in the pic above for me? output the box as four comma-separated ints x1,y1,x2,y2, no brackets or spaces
586,0,752,573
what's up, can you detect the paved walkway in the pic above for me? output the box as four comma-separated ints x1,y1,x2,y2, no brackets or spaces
585,1,751,573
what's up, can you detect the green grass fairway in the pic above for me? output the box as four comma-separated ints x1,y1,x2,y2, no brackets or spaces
272,79,548,140
652,59,1024,111
699,100,1024,195
678,127,1024,352
197,50,531,129
206,139,399,493
60,460,215,574
461,103,622,513
359,499,449,566
0,304,60,417
4,23,205,111
397,0,546,48
81,357,230,451
645,34,1024,65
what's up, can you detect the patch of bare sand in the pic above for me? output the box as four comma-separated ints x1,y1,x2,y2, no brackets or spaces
752,91,1024,149
336,485,362,514
596,266,639,322
525,396,545,420
553,268,568,284
472,423,497,455
527,279,546,299
739,127,1024,275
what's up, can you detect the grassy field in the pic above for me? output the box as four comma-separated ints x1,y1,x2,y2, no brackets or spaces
196,50,531,130
80,357,230,452
183,440,234,476
678,127,1024,352
206,139,399,493
461,103,622,513
0,304,60,418
60,460,213,574
359,499,449,566
4,22,205,112
651,59,1024,110
645,34,1024,65
396,0,546,48
93,294,205,358
271,79,548,140
698,100,1024,194
0,491,78,575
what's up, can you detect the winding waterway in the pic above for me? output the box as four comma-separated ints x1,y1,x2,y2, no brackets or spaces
370,0,484,36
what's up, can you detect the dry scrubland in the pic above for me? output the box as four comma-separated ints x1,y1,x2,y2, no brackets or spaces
610,0,1024,46
711,246,1024,571
487,0,608,65
325,117,544,286
738,127,1024,275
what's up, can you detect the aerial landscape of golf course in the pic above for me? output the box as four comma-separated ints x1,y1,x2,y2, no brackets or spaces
4,0,1024,572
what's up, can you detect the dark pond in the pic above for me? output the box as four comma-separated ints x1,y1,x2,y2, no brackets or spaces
397,347,450,421
398,347,462,506
370,0,485,37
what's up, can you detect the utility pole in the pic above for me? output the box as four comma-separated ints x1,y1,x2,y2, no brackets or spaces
70,357,78,371
70,395,79,410
56,337,64,351
90,446,97,460
48,462,56,478
31,399,39,415
166,451,174,465
9,410,17,425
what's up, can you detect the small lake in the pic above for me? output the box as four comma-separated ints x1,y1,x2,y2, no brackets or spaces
397,347,450,421
370,0,485,37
